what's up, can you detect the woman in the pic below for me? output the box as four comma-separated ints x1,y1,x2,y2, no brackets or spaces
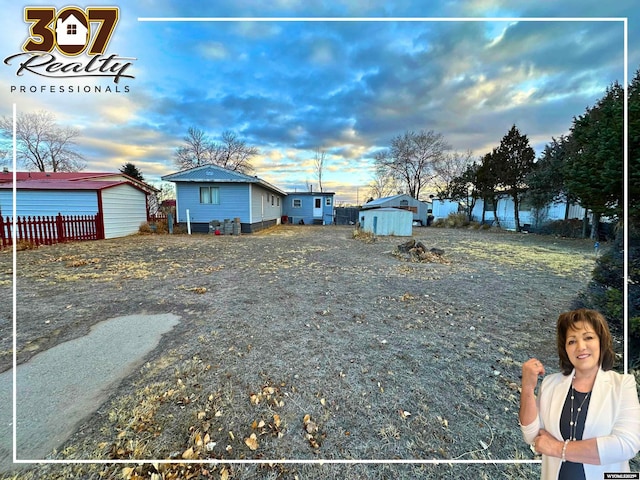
520,308,640,480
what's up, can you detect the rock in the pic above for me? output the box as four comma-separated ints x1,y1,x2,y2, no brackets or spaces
429,247,445,256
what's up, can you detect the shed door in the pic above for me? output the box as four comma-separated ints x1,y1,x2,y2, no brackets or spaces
313,197,322,218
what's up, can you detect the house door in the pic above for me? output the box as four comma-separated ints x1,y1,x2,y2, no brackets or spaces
313,197,322,219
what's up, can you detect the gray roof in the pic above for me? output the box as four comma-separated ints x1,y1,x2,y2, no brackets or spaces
162,164,287,196
363,194,408,207
285,191,335,196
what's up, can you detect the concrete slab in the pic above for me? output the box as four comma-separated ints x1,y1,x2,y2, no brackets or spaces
0,313,180,472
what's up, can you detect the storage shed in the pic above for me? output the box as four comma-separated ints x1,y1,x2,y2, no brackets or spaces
359,207,413,236
361,194,430,225
0,177,148,239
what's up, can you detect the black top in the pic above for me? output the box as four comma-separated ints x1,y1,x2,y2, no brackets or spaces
558,387,591,480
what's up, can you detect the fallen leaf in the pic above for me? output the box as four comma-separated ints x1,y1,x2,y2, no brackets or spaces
273,414,281,428
181,447,196,459
122,467,135,479
244,433,259,450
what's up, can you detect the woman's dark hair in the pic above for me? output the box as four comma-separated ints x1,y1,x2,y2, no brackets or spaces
556,308,615,375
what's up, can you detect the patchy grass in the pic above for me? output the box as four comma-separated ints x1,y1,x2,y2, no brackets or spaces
0,225,618,479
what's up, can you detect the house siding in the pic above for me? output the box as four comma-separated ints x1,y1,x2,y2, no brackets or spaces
176,182,252,224
250,184,283,225
101,184,148,239
282,193,335,225
469,198,588,231
0,190,98,218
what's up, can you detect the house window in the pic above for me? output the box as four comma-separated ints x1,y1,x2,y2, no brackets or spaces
277,197,280,207
315,198,322,209
271,195,274,206
293,199,302,208
400,199,409,206
325,197,331,206
199,186,219,204
67,24,77,35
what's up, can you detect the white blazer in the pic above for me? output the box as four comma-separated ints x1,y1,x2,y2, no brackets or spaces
521,368,640,480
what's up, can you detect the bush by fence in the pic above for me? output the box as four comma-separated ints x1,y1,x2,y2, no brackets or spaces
0,213,102,250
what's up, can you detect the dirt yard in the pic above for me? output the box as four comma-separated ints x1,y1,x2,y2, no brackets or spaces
0,224,618,479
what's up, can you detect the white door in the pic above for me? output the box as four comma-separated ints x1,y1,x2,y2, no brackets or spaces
313,197,322,219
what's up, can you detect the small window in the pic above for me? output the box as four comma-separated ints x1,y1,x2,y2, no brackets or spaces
293,199,302,208
200,186,219,204
325,197,331,206
271,195,274,206
315,198,321,208
67,24,77,35
400,199,409,206
277,197,280,207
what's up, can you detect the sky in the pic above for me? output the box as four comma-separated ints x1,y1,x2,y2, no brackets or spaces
0,1,636,205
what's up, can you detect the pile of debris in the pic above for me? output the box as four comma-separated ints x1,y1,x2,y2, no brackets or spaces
392,239,449,264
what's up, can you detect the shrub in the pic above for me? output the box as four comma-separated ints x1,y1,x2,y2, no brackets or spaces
537,219,585,238
352,229,376,243
138,222,153,235
433,212,470,229
15,240,38,251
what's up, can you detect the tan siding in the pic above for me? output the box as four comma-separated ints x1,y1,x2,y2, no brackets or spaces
101,185,147,239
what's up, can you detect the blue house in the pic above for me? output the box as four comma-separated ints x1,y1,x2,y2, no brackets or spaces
161,164,287,233
282,191,335,225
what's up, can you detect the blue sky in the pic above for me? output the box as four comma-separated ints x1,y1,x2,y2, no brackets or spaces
0,1,636,205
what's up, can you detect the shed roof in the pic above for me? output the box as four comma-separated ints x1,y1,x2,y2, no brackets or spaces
0,179,146,192
0,171,158,192
362,194,426,209
162,164,287,196
362,207,413,214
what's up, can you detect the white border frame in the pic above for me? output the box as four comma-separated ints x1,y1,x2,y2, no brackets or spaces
12,15,629,468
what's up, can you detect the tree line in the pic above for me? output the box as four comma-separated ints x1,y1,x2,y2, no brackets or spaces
371,68,639,239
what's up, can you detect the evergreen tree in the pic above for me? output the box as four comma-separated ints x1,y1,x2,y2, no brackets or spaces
564,82,624,238
120,162,145,181
629,69,640,225
494,125,536,232
447,161,481,221
477,149,501,225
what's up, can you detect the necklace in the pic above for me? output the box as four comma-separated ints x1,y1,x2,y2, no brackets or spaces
569,378,591,441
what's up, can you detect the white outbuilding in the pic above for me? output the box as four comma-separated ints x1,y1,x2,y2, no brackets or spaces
358,207,413,236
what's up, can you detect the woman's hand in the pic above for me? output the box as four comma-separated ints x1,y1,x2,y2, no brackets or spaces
534,429,562,457
519,358,545,427
522,358,545,391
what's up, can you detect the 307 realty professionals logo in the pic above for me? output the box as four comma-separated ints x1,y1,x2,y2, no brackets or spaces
4,5,136,93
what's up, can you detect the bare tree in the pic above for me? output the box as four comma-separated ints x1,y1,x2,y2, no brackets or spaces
313,149,325,192
174,127,214,170
374,130,450,200
432,150,474,199
211,131,257,175
367,165,400,199
175,128,257,174
0,110,85,172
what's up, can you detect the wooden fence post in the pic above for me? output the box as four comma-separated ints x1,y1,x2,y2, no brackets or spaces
56,213,65,243
0,216,5,249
